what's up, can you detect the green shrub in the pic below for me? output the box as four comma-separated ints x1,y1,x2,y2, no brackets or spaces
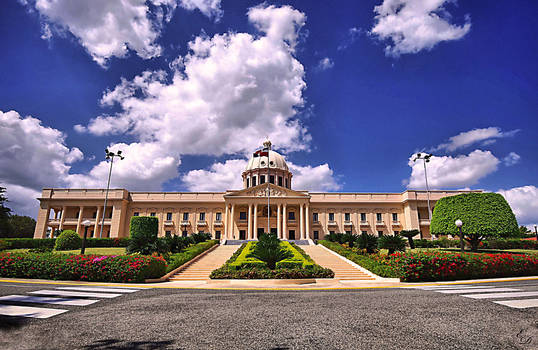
378,235,406,255
482,238,538,250
0,239,8,251
436,237,460,248
191,232,211,243
414,239,436,248
400,229,420,249
127,216,159,255
29,246,53,253
54,230,81,251
248,233,292,269
210,265,334,279
166,240,218,273
357,232,378,253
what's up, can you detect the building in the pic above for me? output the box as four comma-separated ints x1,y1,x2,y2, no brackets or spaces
33,140,480,240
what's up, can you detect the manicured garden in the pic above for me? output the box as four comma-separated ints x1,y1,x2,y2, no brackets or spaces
211,233,334,279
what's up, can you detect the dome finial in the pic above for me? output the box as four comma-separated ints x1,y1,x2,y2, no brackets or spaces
263,138,272,150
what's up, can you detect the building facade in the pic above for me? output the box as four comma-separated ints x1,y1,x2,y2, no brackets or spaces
34,141,480,240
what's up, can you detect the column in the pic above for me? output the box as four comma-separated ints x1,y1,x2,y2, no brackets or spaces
305,204,310,239
253,204,258,239
76,206,83,234
277,204,281,239
299,203,304,239
94,206,101,237
247,204,252,239
282,203,288,239
224,204,229,239
59,206,67,230
230,204,235,239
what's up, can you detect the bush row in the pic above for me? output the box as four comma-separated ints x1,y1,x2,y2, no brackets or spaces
0,252,166,282
166,240,218,273
0,237,131,250
413,238,538,250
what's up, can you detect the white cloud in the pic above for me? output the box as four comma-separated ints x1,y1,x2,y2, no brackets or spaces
317,57,334,71
337,27,362,51
81,4,310,156
182,158,341,192
434,127,520,152
370,0,471,57
406,150,499,189
497,186,538,227
3,184,41,217
179,0,222,20
503,152,521,166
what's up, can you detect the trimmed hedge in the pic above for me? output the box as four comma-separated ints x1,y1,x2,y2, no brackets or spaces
2,237,131,249
0,252,166,282
128,216,159,255
166,240,218,273
55,230,81,251
482,238,538,250
228,241,313,270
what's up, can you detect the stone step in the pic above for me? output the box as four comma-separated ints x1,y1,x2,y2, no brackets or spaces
301,245,375,281
169,245,239,281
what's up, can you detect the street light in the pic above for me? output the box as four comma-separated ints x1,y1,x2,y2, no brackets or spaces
81,220,92,255
455,219,464,252
534,225,537,241
99,148,124,238
413,152,433,240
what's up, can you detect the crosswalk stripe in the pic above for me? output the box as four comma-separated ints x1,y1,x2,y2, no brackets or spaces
462,291,538,299
416,286,499,290
0,304,68,318
0,294,99,306
56,286,140,293
29,290,122,299
437,288,519,294
492,299,538,309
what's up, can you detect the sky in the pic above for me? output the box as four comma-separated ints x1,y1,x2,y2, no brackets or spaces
0,0,537,228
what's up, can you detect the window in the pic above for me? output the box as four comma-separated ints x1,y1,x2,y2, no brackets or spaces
183,212,189,221
394,231,400,235
215,212,222,221
269,175,275,184
92,211,97,219
378,230,383,237
313,213,319,222
361,230,367,235
360,213,366,221
288,211,295,220
182,230,188,237
252,176,257,186
344,213,350,221
278,176,283,186
289,230,295,240
329,213,335,221
376,213,382,222
215,231,221,239
76,212,79,219
133,212,139,217
246,178,250,188
199,212,205,221
166,212,172,220
313,231,319,240
345,230,351,234
329,230,335,235
165,230,171,236
108,210,112,219
392,213,398,222
150,212,156,217
239,211,247,220
260,175,266,184
285,178,288,188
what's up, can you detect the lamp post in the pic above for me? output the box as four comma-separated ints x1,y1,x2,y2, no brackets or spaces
455,219,464,252
263,139,271,235
99,148,124,238
81,220,92,255
413,153,433,240
535,225,537,241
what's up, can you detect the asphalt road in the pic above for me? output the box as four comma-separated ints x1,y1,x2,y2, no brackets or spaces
0,280,537,350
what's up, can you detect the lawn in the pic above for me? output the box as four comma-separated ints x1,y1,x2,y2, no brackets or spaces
4,247,127,255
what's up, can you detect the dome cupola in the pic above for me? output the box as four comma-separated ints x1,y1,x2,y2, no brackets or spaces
242,140,292,189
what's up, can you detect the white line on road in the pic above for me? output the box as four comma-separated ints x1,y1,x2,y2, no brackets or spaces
56,286,140,293
0,304,68,318
0,295,99,306
463,291,538,299
416,286,502,290
29,290,122,298
438,288,519,294
493,299,538,309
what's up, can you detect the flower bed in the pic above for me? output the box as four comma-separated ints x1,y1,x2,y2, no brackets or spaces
166,240,218,273
0,252,166,282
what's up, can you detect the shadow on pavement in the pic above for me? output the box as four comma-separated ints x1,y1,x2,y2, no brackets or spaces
0,315,30,330
82,339,176,350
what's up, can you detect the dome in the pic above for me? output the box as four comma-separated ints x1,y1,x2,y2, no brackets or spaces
245,149,289,172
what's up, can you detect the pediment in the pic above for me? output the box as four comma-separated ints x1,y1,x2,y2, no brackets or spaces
225,183,309,198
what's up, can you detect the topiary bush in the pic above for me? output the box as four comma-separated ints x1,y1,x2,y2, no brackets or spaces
54,230,81,251
400,229,420,249
127,216,159,255
431,192,519,251
378,235,406,255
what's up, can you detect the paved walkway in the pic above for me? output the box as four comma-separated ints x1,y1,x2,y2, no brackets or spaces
169,245,238,281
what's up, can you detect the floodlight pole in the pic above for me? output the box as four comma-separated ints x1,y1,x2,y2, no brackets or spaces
413,153,433,240
99,149,124,238
535,225,537,241
267,143,270,235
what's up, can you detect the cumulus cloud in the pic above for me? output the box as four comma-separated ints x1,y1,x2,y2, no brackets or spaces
3,185,41,217
179,0,222,20
370,0,471,56
337,27,362,51
182,158,341,192
433,127,520,152
81,4,309,156
316,57,334,71
503,152,521,166
406,150,499,189
497,186,538,227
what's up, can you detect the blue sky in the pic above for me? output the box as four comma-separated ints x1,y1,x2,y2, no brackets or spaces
0,0,536,226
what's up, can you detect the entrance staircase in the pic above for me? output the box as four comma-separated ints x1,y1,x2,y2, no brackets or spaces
169,245,238,281
302,245,376,280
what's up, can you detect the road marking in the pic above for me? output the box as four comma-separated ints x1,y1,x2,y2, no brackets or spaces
463,291,538,299
438,288,519,294
56,286,140,293
0,294,99,306
493,299,538,309
415,285,499,290
29,290,122,298
0,304,68,318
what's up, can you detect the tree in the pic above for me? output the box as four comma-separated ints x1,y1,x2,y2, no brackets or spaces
378,235,406,255
0,187,12,237
400,229,420,249
8,215,36,238
127,216,160,255
431,193,519,251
